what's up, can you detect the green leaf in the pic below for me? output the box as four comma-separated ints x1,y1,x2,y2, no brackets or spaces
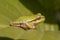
0,0,59,40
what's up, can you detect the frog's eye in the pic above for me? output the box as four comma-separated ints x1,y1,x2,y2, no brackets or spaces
37,13,42,16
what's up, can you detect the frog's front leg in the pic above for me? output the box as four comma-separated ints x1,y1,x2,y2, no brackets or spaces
25,22,35,29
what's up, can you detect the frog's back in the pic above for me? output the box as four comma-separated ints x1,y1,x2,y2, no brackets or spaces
16,16,36,22
13,13,42,23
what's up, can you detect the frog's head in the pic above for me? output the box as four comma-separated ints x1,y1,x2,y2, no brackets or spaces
29,13,45,24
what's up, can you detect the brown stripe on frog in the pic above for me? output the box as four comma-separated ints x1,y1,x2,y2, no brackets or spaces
28,17,41,23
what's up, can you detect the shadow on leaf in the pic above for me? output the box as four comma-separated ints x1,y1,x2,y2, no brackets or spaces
0,37,13,40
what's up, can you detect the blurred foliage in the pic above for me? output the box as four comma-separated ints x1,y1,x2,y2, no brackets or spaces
0,0,59,40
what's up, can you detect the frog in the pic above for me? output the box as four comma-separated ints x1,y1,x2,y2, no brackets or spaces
10,13,45,30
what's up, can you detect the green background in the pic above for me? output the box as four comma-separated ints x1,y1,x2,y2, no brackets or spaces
0,0,59,40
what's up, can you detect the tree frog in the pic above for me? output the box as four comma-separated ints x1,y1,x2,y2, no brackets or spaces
10,13,45,30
